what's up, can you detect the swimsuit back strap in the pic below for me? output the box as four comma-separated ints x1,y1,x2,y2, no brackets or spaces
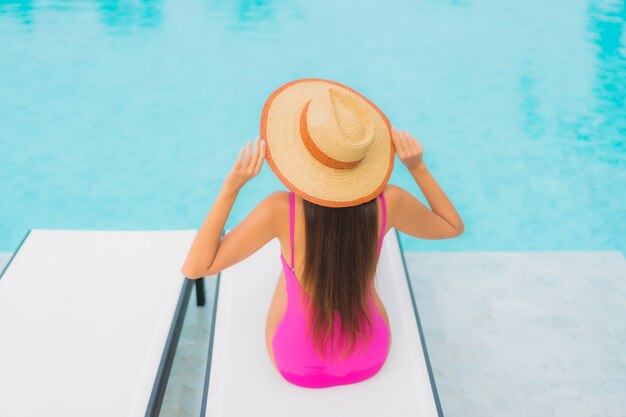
289,190,295,270
377,192,387,259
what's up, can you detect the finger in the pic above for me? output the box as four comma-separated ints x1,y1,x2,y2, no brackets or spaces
242,139,252,167
391,126,399,141
402,131,416,152
234,146,244,168
251,136,261,172
395,129,407,155
406,132,420,154
249,137,260,172
240,143,248,167
401,131,413,152
412,137,421,153
415,140,423,154
391,125,401,144
391,126,403,152
253,138,265,174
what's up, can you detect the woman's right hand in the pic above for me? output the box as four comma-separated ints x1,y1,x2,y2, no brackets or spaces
391,126,425,171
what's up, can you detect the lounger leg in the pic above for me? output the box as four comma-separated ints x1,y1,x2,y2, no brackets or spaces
195,277,206,307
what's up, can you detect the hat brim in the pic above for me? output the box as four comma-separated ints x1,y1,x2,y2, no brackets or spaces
261,78,394,208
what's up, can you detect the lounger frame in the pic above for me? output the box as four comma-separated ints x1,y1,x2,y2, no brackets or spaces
145,278,194,417
397,230,445,416
0,230,31,279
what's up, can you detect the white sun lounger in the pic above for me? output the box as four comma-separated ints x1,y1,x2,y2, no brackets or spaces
0,229,201,417
201,228,444,417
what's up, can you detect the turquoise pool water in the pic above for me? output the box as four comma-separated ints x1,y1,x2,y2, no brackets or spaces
1,0,624,254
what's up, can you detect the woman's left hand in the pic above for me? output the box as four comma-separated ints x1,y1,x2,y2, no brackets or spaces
222,136,266,195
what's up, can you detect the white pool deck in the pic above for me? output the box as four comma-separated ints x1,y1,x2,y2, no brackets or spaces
1,250,625,417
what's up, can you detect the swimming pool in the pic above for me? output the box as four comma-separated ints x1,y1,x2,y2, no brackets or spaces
1,0,624,254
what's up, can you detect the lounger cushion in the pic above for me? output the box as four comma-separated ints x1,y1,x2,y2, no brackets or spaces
203,228,440,417
0,230,195,417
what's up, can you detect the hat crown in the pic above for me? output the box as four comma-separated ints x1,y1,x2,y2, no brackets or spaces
304,87,376,169
328,88,375,146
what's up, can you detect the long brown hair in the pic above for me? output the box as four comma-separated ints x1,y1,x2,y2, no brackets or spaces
299,196,380,362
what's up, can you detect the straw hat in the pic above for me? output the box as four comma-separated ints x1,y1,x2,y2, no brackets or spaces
261,78,395,208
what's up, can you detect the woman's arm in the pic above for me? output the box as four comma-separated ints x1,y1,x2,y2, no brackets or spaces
181,137,271,279
181,189,238,279
386,126,464,239
408,160,464,233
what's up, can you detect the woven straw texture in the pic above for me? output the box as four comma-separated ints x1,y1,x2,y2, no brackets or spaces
261,78,394,207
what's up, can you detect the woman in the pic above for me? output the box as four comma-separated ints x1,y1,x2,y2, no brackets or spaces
181,79,464,389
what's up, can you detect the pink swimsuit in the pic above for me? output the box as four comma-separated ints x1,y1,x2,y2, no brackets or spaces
272,191,391,389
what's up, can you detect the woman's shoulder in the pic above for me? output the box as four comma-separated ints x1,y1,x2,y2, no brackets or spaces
381,183,403,204
383,183,404,192
263,191,291,218
263,191,290,209
380,183,409,226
